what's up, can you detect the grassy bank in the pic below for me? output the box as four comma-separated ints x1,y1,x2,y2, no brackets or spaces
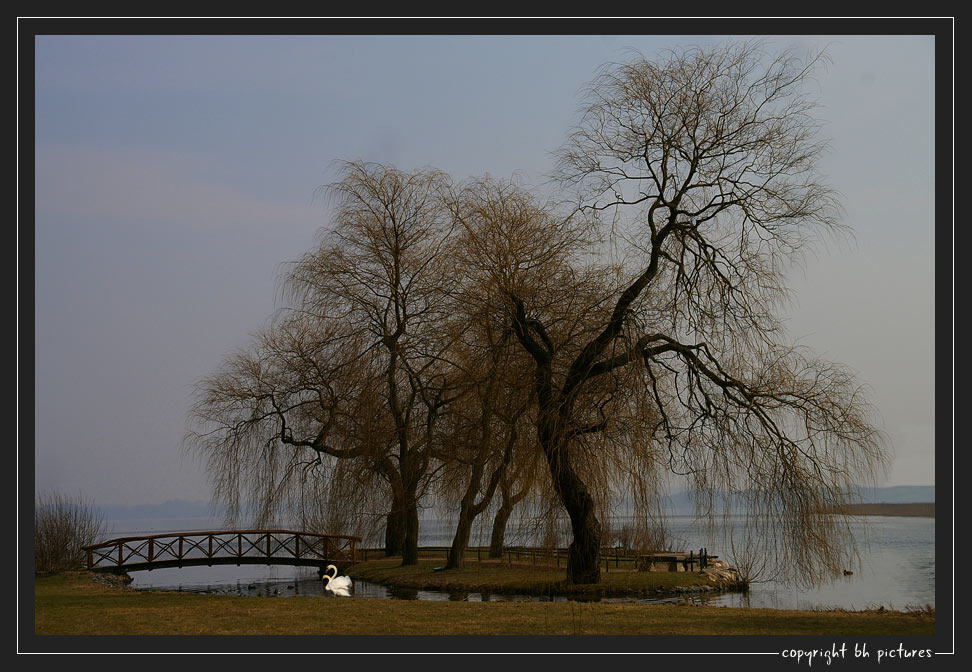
347,557,729,598
33,571,934,636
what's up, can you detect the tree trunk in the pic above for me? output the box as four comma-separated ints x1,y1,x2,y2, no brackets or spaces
384,506,406,557
489,457,532,558
401,499,419,566
563,483,601,585
488,501,512,559
509,299,601,583
540,418,601,584
445,504,475,569
445,423,514,569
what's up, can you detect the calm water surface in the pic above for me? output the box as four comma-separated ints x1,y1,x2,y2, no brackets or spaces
108,514,935,611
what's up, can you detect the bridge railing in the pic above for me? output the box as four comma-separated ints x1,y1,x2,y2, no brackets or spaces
82,530,360,571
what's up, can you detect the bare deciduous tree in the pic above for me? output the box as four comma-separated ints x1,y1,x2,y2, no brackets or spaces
481,41,889,584
188,161,460,565
188,43,889,588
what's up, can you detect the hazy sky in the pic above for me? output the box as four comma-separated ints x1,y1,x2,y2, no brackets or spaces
29,32,938,508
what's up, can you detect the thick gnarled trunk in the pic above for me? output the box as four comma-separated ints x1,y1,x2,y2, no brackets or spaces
540,413,601,584
508,297,603,584
559,471,601,584
385,483,421,565
384,507,406,556
402,501,420,566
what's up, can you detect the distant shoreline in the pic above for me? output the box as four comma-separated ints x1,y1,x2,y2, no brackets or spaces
838,503,935,518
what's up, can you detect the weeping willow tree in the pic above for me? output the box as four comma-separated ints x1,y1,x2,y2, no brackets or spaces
448,173,679,582
186,162,462,564
186,41,888,587
456,41,889,585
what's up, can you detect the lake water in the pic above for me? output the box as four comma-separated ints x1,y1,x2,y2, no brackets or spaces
104,513,935,611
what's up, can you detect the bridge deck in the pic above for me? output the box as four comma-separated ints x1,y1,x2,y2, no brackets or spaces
83,529,360,573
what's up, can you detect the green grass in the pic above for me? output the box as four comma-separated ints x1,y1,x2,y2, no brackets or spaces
33,571,935,636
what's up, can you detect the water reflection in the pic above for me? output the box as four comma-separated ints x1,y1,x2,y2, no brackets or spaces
387,587,418,600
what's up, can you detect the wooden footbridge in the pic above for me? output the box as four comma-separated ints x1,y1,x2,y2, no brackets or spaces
82,530,360,574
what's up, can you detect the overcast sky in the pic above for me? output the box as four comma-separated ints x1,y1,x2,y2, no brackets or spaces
29,31,938,508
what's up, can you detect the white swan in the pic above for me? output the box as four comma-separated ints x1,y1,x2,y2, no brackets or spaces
322,564,353,596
